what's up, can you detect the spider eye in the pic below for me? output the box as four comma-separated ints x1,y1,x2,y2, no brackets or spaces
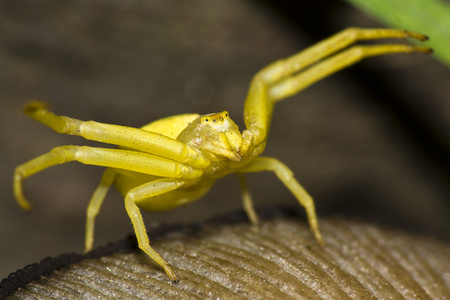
219,117,224,121
204,118,209,122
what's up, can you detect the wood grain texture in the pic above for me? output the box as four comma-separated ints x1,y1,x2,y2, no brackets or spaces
4,210,449,299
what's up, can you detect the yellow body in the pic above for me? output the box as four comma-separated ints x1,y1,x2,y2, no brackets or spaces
13,28,430,282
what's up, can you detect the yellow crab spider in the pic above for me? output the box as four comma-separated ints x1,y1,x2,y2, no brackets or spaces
14,28,430,282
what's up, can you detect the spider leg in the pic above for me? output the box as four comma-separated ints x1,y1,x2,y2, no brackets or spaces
238,157,323,245
268,43,431,101
22,102,210,169
236,173,259,225
13,145,202,210
85,168,116,252
124,178,185,282
240,28,430,156
256,28,429,87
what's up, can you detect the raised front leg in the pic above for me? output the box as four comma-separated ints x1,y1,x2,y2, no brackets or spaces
238,157,323,245
268,42,431,101
255,28,429,87
240,28,431,157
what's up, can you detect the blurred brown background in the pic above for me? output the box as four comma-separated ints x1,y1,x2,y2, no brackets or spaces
1,0,449,279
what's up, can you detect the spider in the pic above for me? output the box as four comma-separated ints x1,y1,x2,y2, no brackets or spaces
14,28,430,282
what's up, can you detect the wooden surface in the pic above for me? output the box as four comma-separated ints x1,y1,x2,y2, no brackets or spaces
3,209,450,299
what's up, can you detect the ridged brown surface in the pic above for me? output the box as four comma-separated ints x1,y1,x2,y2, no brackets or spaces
6,213,450,299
